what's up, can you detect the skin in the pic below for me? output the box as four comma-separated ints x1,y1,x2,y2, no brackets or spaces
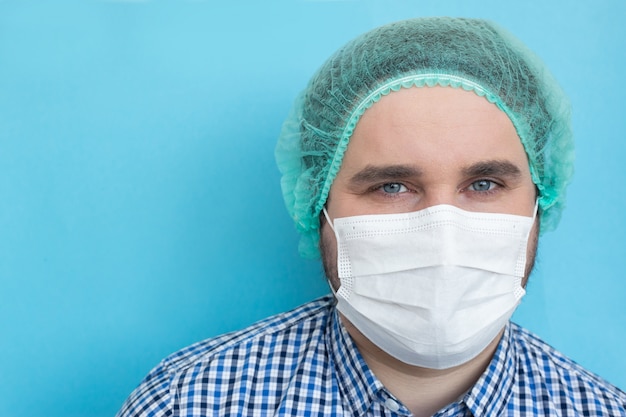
319,86,539,417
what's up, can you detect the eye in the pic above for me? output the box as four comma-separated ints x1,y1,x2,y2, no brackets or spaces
381,183,408,194
469,179,497,192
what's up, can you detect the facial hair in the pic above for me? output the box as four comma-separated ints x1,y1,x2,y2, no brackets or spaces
319,218,340,292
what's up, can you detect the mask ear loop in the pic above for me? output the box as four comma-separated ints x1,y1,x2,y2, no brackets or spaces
322,207,339,297
516,198,540,290
322,207,336,233
506,197,540,327
525,198,540,241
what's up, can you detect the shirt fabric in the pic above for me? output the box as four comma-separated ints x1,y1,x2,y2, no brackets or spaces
117,295,626,417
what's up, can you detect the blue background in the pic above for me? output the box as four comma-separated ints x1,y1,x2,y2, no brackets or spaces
1,1,624,416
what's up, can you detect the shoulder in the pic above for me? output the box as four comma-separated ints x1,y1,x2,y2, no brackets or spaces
160,295,334,372
116,296,335,417
509,322,626,416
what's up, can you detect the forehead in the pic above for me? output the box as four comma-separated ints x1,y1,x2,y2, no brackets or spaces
339,86,529,173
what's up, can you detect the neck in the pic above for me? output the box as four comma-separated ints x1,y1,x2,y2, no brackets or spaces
340,314,502,417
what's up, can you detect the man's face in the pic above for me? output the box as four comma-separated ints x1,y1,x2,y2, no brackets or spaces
321,86,539,289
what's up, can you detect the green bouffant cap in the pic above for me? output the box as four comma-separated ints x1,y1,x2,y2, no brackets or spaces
275,17,574,259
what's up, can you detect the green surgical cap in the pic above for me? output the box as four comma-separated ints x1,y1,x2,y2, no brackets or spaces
275,17,574,259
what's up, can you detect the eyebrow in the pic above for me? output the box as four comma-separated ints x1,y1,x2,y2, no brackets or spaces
347,160,522,187
349,164,422,186
461,160,522,178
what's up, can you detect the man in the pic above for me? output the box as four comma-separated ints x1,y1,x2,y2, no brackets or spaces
117,17,626,416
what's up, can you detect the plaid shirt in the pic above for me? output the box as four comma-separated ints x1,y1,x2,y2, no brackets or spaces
117,296,626,416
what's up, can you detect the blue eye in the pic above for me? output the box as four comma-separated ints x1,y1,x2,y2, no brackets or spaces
470,180,496,192
381,183,407,194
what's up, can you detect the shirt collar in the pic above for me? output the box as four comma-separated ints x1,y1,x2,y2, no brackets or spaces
462,321,518,417
326,305,386,417
327,306,518,417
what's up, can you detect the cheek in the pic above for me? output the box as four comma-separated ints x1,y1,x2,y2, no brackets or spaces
319,223,340,290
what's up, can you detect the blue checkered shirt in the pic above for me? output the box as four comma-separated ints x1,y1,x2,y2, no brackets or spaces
117,296,626,416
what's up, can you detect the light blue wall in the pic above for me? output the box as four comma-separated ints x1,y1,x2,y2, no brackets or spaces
0,1,624,416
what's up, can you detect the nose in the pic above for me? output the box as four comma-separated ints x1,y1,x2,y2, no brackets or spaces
417,188,458,210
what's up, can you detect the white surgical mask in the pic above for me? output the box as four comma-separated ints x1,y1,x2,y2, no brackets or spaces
324,204,536,369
